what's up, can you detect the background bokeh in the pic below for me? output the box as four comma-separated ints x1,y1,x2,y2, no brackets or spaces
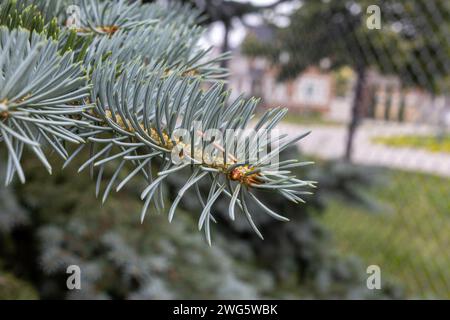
0,0,449,299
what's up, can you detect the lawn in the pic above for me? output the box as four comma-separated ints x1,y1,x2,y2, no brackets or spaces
282,112,344,127
320,169,450,298
373,134,450,153
254,110,344,127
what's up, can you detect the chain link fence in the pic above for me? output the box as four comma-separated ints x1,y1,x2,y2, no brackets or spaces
234,0,450,298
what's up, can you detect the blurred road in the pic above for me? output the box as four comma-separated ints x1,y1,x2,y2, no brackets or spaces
278,122,450,178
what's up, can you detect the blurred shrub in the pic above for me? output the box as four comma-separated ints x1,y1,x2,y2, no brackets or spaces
0,147,403,299
0,269,38,299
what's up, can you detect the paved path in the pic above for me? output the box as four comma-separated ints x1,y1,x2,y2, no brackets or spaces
278,122,450,178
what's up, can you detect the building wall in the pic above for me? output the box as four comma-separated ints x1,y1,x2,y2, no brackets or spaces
229,54,334,113
228,52,446,124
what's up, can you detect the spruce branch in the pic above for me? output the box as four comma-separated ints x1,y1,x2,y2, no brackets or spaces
77,61,314,243
72,0,157,35
81,23,230,78
0,0,315,242
0,27,90,184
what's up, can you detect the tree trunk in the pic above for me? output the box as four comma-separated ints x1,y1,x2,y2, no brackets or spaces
344,67,366,161
220,20,230,70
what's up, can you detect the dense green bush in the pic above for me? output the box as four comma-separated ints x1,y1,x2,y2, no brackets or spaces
0,147,402,299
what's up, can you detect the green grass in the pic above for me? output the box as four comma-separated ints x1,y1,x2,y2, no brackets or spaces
373,135,450,153
320,170,450,298
254,110,344,127
282,112,344,127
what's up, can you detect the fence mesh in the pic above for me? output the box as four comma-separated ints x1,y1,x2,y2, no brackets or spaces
297,0,449,298
235,0,450,298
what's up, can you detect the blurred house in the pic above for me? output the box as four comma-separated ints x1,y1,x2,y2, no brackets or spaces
227,25,449,125
229,53,333,114
363,70,450,125
228,25,333,114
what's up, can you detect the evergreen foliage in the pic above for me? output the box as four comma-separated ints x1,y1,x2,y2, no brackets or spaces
0,0,314,241
0,146,401,299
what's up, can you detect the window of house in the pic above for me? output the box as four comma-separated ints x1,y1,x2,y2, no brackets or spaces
296,77,329,106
